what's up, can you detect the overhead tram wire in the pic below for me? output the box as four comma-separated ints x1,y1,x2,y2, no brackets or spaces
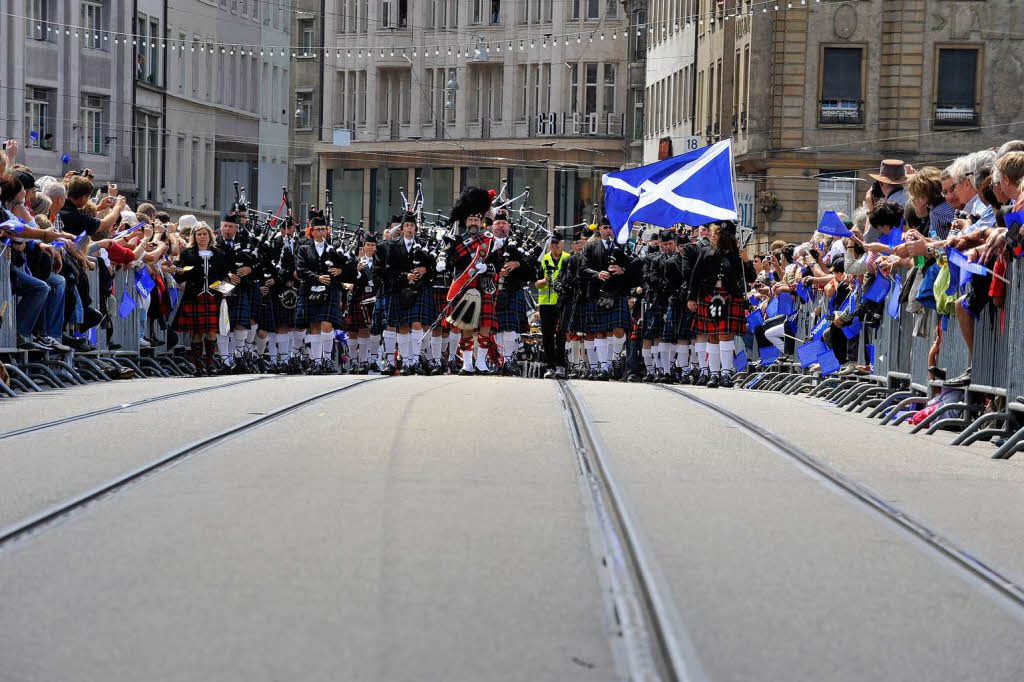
0,377,389,552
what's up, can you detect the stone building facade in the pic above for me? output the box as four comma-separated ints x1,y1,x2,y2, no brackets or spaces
688,0,1024,247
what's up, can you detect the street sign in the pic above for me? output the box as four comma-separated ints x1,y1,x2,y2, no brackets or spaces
735,180,756,232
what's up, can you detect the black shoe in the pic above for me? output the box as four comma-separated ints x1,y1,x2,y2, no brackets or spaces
626,372,642,383
695,368,710,386
720,369,734,388
642,372,656,383
458,368,475,376
677,371,692,385
595,370,610,381
16,334,45,351
543,368,557,379
706,371,721,388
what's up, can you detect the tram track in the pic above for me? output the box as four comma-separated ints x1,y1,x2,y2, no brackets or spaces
0,375,275,441
557,379,706,682
656,384,1024,612
0,376,387,552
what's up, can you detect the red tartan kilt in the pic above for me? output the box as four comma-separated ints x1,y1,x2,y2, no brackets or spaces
693,290,747,335
342,296,372,332
447,289,496,330
173,294,220,335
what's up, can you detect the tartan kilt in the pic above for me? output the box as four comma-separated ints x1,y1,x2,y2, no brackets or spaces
693,289,747,335
294,286,345,327
495,288,530,333
227,283,258,326
561,298,587,333
641,299,667,340
343,294,373,332
664,299,695,341
371,295,392,335
173,294,220,335
255,290,281,331
586,296,632,334
390,286,437,327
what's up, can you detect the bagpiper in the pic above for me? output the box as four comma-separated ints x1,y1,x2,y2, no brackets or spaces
491,209,539,375
294,210,352,373
383,212,437,375
580,216,638,380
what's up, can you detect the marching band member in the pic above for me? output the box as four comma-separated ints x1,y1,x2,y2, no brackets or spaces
343,234,378,373
639,232,666,381
663,228,697,383
294,212,349,373
171,222,229,373
686,222,756,388
492,209,538,374
264,219,301,369
384,212,437,375
215,213,258,367
581,217,637,380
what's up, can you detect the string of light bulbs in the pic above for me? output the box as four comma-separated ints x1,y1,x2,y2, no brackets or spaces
1,0,823,62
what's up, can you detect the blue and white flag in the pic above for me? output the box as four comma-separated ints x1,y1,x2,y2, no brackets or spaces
817,211,852,238
946,246,989,290
602,139,737,243
0,216,28,234
135,268,156,297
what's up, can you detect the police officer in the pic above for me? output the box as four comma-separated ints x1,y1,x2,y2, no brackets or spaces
536,233,570,378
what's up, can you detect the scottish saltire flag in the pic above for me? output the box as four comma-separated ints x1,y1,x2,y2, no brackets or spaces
817,211,852,238
602,139,737,243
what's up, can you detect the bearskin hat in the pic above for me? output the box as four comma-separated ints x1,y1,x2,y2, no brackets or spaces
449,186,494,227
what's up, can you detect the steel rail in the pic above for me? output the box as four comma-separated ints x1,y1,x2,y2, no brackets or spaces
0,376,275,441
658,385,1024,611
558,380,707,682
0,377,386,550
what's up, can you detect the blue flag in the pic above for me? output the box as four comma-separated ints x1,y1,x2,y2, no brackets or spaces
946,246,988,290
29,131,39,141
746,309,764,333
87,326,97,345
796,339,827,368
888,274,903,319
759,344,781,366
61,154,71,164
135,268,156,296
795,281,812,303
818,348,842,376
118,291,136,319
879,226,904,249
817,210,852,238
602,139,737,243
866,343,875,367
842,317,862,339
810,316,830,341
863,274,891,303
734,350,748,372
169,287,179,309
1,216,28,234
766,292,796,318
73,230,89,248
1006,210,1024,229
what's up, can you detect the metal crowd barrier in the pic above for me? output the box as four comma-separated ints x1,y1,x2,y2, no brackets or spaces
0,256,17,350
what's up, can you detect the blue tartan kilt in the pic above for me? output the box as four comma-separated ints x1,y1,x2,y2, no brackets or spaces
227,283,258,326
390,286,437,327
561,297,587,333
495,288,530,332
664,299,695,341
371,295,391,334
256,290,282,330
294,286,345,327
642,300,667,340
586,296,632,334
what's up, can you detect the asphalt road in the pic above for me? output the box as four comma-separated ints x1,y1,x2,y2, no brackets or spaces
2,376,1023,681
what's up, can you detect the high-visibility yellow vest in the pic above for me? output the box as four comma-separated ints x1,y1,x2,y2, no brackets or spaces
537,251,569,305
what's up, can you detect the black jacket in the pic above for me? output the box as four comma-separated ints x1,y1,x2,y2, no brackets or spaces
174,246,230,302
687,246,756,301
383,237,437,294
295,240,352,295
581,239,637,297
490,237,539,291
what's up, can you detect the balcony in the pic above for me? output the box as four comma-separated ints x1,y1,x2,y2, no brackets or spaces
934,105,978,127
819,99,863,125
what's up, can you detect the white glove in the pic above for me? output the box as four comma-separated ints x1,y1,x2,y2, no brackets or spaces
474,262,488,274
435,260,446,273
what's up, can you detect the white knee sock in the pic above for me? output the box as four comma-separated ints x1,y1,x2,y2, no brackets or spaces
584,339,598,369
642,346,654,372
475,344,489,371
595,337,610,369
232,329,247,356
695,341,708,369
410,328,424,362
720,339,736,372
707,343,721,373
245,326,257,345
430,334,442,363
321,331,334,361
255,334,269,357
610,334,625,359
358,338,370,362
397,333,411,363
503,331,516,359
765,322,786,351
216,334,231,361
267,333,278,361
383,330,397,365
676,343,691,369
276,333,291,359
368,334,381,362
291,330,305,357
447,333,460,360
308,335,322,362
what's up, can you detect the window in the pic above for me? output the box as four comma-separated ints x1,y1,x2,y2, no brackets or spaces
149,18,160,84
445,68,456,123
24,87,53,149
400,71,411,124
492,0,502,23
136,15,148,81
26,0,51,41
179,33,187,90
134,112,161,198
473,0,484,23
81,95,107,155
299,19,314,54
603,64,616,113
296,165,312,220
587,0,600,20
632,87,644,139
296,91,313,129
358,70,367,124
819,47,863,124
207,43,215,100
81,1,103,49
585,63,598,114
570,63,579,113
936,47,979,126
